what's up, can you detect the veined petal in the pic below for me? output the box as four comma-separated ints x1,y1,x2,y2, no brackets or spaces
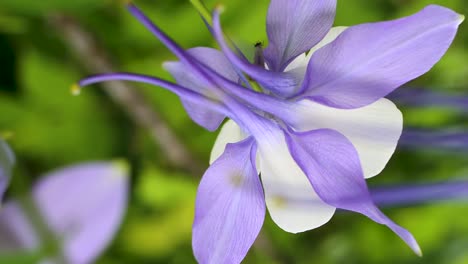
264,0,337,72
284,27,348,88
299,5,463,109
0,139,15,199
209,120,246,164
164,47,238,131
285,129,421,255
289,98,402,178
33,162,129,264
193,138,265,264
285,27,348,73
211,10,299,97
257,128,335,233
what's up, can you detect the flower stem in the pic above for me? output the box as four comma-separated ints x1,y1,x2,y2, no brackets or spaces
189,0,212,24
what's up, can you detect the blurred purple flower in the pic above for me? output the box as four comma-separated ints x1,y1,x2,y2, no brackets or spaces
76,0,464,263
0,139,15,200
0,162,129,264
401,129,468,151
371,180,468,207
389,88,468,112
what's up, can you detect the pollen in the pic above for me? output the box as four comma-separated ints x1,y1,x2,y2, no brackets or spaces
230,174,244,187
272,196,287,208
70,83,81,96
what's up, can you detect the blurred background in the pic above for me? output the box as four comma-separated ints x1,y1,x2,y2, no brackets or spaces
0,0,467,263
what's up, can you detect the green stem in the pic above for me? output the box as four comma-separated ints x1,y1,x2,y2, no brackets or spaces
189,0,212,24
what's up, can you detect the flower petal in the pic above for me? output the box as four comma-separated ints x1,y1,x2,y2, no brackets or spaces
211,10,299,97
0,202,39,252
299,5,463,109
164,47,237,131
193,138,265,264
284,27,348,89
264,0,337,71
33,162,129,264
209,120,246,164
257,129,335,233
285,129,421,255
289,98,402,178
0,139,15,199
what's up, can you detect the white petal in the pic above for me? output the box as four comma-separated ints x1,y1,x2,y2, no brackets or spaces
258,130,336,233
209,120,246,164
291,98,403,178
285,27,348,72
306,26,348,59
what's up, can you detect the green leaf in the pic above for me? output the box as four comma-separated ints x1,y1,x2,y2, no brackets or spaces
0,0,103,15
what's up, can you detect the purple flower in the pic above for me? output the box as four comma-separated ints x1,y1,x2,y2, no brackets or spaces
400,129,468,151
371,180,468,207
0,139,15,200
76,1,464,263
389,88,468,112
0,162,128,264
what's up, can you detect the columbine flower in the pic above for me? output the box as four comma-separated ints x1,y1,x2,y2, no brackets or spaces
0,138,15,200
76,1,464,263
0,162,128,264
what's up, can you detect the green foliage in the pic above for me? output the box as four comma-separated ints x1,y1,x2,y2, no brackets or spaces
0,0,467,263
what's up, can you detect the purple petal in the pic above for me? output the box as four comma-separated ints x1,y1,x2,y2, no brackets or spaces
163,47,238,131
285,128,421,255
33,162,129,264
125,4,227,98
0,202,39,252
264,0,336,71
371,180,468,207
211,10,300,97
103,4,293,121
299,5,463,109
0,139,15,199
193,138,265,264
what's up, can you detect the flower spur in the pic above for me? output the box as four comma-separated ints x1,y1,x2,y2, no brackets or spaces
76,1,464,263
